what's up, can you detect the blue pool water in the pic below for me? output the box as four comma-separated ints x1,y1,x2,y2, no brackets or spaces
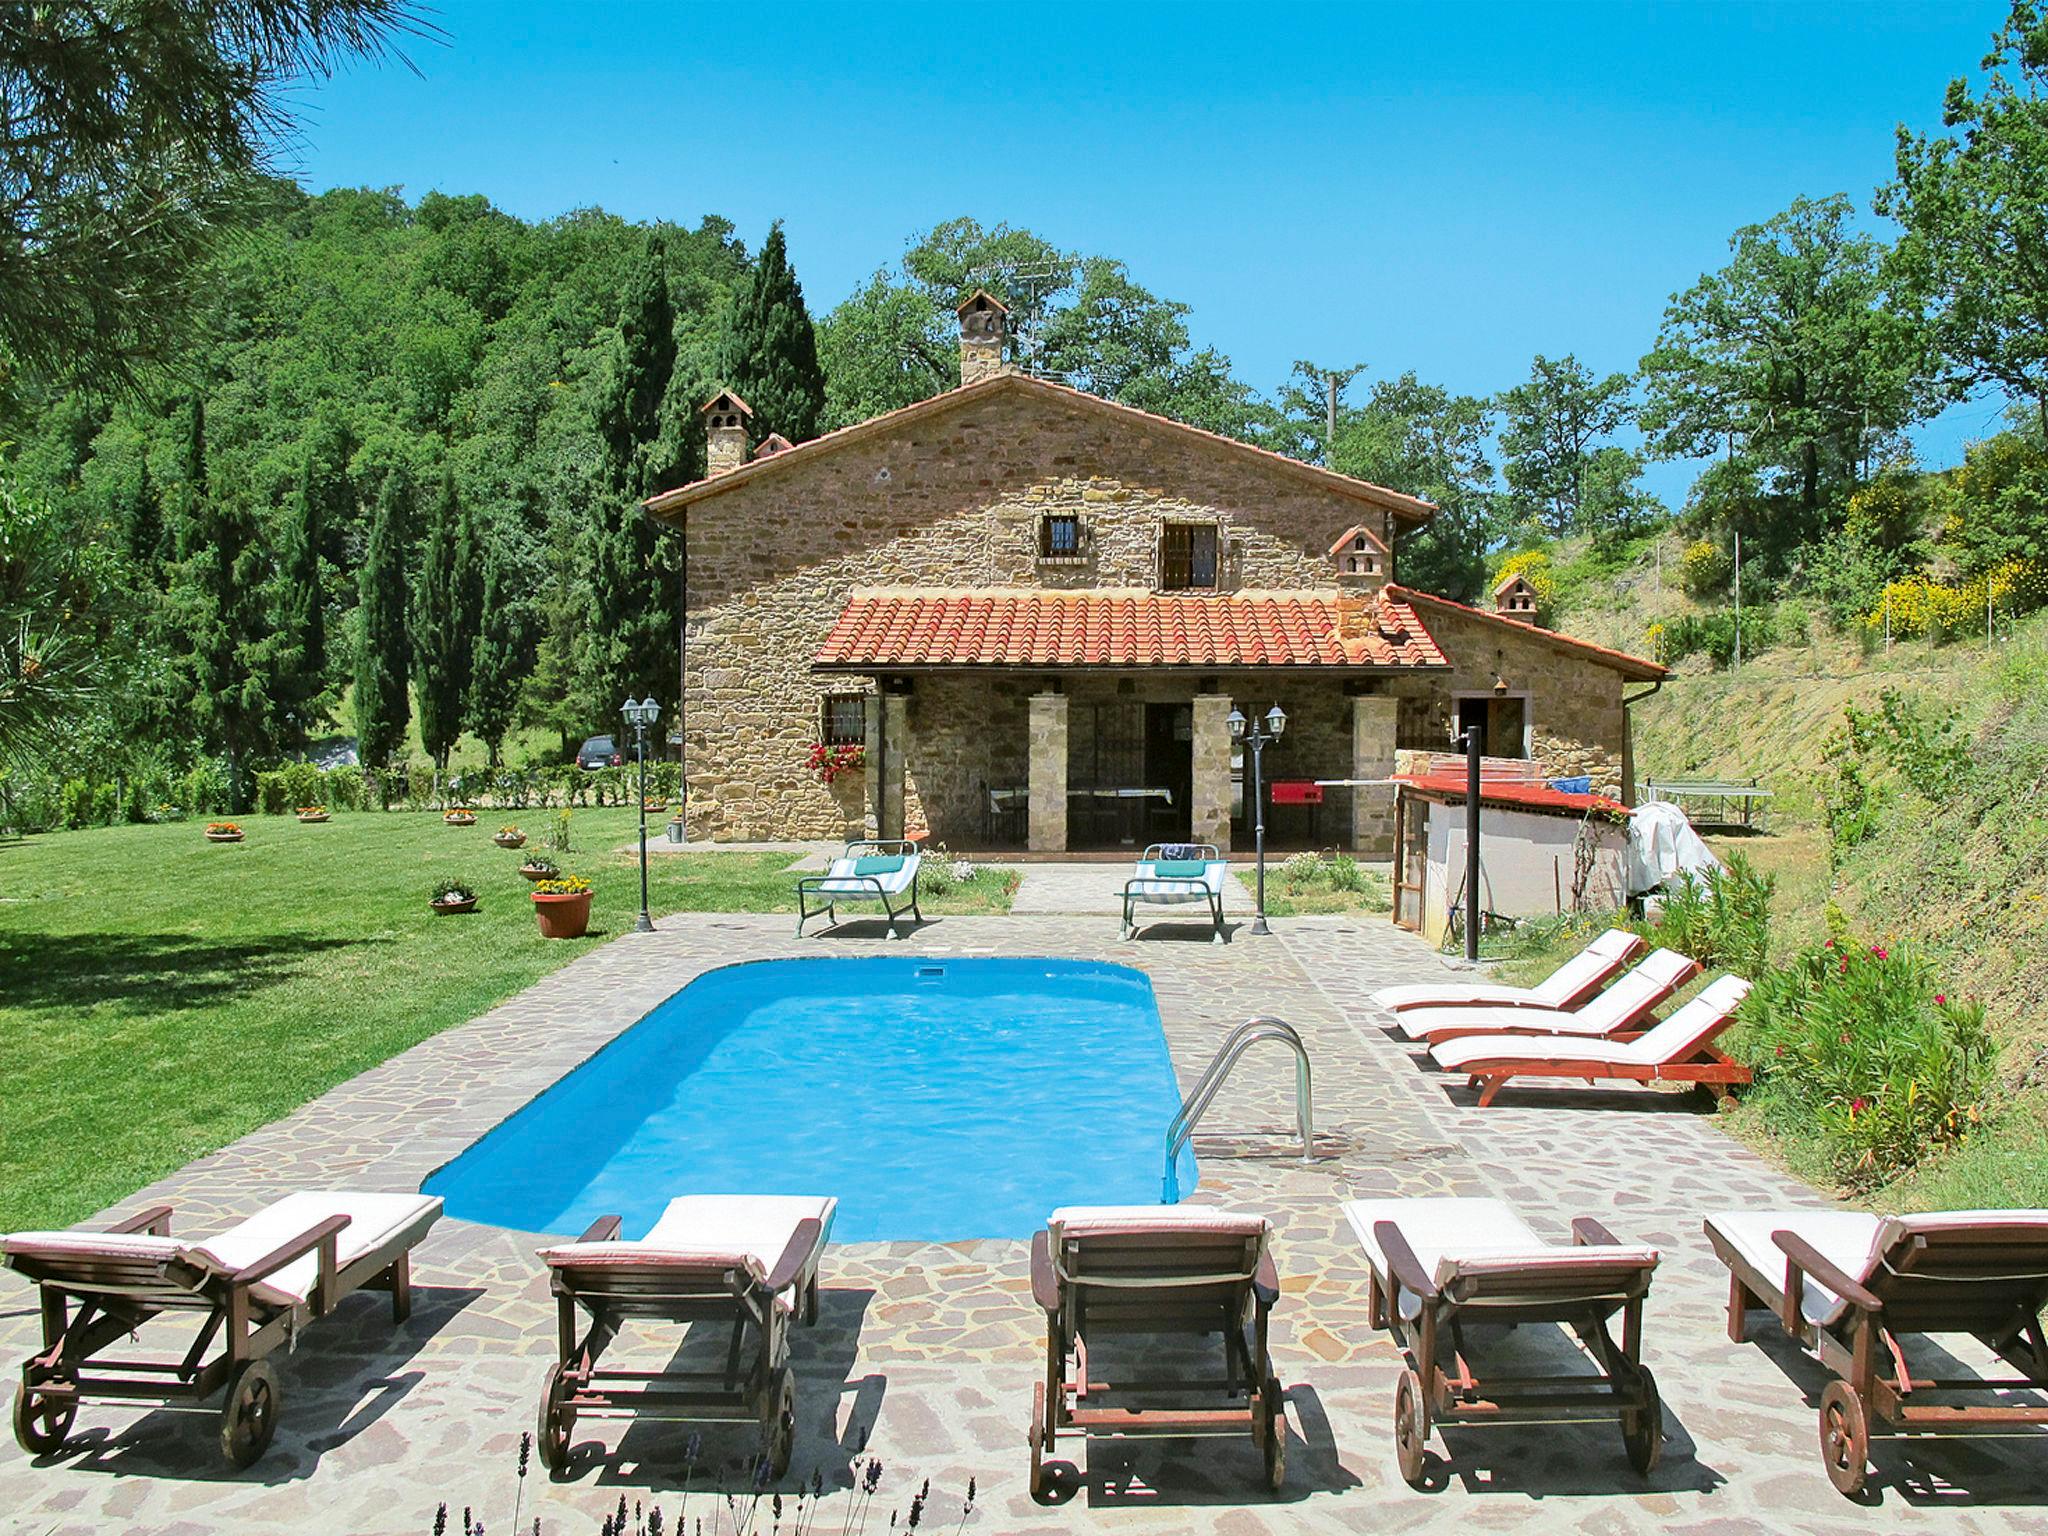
424,957,1195,1244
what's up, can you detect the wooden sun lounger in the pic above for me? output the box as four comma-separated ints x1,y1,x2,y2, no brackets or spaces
537,1195,835,1481
794,840,923,940
1370,928,1646,1013
3,1191,442,1466
1121,843,1228,944
1028,1205,1287,1495
1705,1207,2048,1496
1396,948,1700,1045
1346,1198,1665,1483
1427,975,1752,1107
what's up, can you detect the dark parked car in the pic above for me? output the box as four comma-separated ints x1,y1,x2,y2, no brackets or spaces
576,734,623,770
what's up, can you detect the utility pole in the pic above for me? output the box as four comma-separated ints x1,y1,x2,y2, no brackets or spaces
1733,530,1743,674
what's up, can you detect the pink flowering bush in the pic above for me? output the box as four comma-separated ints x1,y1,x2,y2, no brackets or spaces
1741,939,1995,1189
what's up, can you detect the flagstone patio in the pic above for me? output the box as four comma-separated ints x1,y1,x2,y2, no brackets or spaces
2,909,2041,1535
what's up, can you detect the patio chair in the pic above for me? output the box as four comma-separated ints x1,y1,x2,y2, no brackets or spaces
537,1194,836,1479
1393,947,1700,1045
1344,1197,1664,1484
3,1191,443,1466
1121,843,1228,944
1704,1207,2048,1496
1370,928,1646,1013
794,839,922,940
1427,974,1753,1107
1029,1204,1286,1494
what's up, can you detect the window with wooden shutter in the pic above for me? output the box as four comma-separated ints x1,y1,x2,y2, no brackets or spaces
1160,522,1219,590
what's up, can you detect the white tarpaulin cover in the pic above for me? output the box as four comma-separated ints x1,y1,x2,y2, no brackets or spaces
1627,800,1722,896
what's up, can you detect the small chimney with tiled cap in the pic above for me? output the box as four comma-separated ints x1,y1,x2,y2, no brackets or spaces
701,389,752,476
956,288,1009,387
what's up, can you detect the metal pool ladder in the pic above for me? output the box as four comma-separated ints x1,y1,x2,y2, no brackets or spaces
1161,1016,1314,1201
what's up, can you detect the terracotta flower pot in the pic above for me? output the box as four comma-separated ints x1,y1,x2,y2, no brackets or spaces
296,812,330,824
494,832,527,849
532,890,592,939
444,813,477,827
205,830,244,843
519,863,556,883
430,896,478,916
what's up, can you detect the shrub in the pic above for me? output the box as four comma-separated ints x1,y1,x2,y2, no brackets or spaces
1740,941,1997,1189
59,778,116,829
327,767,364,811
1680,538,1728,595
1649,606,1787,668
1647,851,1773,979
176,762,229,816
1859,558,2048,641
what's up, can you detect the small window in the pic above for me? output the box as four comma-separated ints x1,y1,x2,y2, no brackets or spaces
1039,513,1082,558
1161,522,1219,590
820,693,866,746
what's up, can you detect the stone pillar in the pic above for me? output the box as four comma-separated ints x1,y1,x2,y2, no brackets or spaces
1027,692,1068,852
1190,693,1234,852
1351,695,1399,859
878,693,908,840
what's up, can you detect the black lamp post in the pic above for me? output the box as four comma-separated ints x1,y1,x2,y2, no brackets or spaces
622,696,661,934
1227,702,1287,936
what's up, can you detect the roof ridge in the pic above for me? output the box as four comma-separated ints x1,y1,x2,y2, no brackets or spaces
644,372,1438,521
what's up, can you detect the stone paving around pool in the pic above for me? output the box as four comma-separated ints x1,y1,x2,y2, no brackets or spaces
2,910,2041,1535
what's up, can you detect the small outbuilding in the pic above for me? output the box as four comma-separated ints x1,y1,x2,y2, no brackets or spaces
1390,751,1630,945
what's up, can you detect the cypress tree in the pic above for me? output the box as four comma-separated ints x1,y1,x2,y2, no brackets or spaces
165,398,272,810
721,221,825,445
412,470,479,771
354,469,412,772
121,457,168,575
466,526,529,768
265,445,329,753
579,233,683,726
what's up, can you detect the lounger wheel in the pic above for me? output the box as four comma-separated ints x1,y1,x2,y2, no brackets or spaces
1620,1365,1663,1475
218,1359,279,1469
758,1367,795,1482
537,1362,574,1476
1260,1376,1286,1491
1028,1379,1051,1498
12,1381,75,1456
1818,1380,1870,1497
1392,1368,1428,1487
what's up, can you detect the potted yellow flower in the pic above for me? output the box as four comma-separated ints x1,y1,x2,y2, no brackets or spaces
531,875,593,939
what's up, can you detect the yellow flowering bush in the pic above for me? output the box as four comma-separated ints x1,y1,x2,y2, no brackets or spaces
1679,538,1728,595
1860,558,2048,639
1490,549,1556,613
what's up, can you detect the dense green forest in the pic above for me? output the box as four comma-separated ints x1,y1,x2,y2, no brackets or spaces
4,3,2047,826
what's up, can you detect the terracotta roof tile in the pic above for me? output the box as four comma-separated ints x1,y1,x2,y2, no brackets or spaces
815,590,1448,671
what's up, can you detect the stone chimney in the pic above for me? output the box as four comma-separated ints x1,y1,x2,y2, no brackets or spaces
1493,570,1542,625
700,389,753,476
956,289,1009,387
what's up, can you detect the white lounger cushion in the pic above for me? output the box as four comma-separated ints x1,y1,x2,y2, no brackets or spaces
1129,861,1227,903
1371,929,1641,1013
6,1192,444,1309
1396,947,1697,1040
540,1194,836,1288
1049,1203,1268,1241
1344,1197,1657,1322
1430,975,1752,1073
815,857,919,897
1709,1207,2048,1328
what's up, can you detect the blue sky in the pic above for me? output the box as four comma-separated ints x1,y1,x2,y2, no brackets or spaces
286,0,2017,504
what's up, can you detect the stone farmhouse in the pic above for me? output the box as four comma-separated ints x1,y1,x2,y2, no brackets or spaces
643,294,1665,856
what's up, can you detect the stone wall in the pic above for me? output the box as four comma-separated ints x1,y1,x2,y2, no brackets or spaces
670,379,1641,840
676,384,1407,841
1381,602,1630,798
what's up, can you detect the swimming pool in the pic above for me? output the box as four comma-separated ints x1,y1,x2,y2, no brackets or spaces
424,957,1195,1244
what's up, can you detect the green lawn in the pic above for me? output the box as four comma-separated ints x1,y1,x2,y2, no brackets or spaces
0,814,1015,1230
